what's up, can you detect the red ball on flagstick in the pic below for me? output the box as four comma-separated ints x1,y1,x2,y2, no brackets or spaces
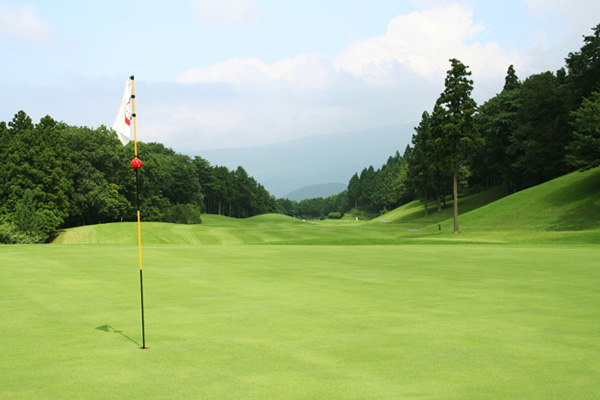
131,158,143,170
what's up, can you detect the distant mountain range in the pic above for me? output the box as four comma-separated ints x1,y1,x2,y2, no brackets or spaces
283,183,348,201
199,124,413,198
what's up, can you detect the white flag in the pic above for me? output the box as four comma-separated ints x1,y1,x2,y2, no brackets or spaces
112,79,133,145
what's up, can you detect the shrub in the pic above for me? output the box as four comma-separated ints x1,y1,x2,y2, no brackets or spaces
0,221,44,244
163,204,203,224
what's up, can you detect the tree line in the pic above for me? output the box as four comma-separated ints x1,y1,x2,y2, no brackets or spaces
277,23,600,226
0,116,276,243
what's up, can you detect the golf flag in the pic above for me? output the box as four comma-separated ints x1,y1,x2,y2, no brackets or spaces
112,79,133,145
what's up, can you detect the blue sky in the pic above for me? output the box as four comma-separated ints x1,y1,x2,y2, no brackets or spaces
1,0,599,153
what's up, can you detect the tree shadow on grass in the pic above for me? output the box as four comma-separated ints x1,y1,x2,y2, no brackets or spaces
544,169,600,231
96,325,141,347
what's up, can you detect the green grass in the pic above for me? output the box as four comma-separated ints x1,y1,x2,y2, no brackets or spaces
53,214,413,246
1,244,599,399
422,167,600,244
3,167,600,399
456,167,600,232
371,186,507,228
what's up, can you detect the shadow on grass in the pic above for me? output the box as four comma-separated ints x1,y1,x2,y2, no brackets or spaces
545,169,600,231
96,325,141,347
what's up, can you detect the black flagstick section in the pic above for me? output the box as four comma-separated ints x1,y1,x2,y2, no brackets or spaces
136,168,147,349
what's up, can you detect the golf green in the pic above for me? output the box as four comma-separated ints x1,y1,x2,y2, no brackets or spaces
1,243,599,399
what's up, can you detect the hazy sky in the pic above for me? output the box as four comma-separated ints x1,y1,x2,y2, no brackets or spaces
1,0,599,153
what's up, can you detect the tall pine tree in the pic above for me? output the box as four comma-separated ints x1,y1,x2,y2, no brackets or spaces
433,59,480,233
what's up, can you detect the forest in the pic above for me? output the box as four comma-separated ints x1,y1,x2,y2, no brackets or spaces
277,23,600,222
0,118,276,243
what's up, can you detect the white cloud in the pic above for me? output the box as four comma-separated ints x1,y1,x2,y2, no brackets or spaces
180,3,523,91
172,2,532,151
334,3,521,84
178,57,271,85
177,54,337,91
140,93,363,150
192,0,259,27
0,1,51,43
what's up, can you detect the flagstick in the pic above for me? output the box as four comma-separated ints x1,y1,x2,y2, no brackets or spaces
130,75,149,350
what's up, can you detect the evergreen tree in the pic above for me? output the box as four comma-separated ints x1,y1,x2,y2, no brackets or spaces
565,24,600,104
433,59,480,233
408,111,435,216
474,66,521,192
565,91,600,170
508,71,571,189
357,166,376,212
503,64,520,92
193,156,213,213
372,151,407,212
0,121,9,216
347,173,360,210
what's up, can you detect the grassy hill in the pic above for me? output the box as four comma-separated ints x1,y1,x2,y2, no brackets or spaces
425,167,600,243
455,167,600,232
371,186,506,228
54,213,406,246
54,214,295,245
54,167,600,245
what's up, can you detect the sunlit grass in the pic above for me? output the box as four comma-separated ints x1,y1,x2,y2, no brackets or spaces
1,244,599,399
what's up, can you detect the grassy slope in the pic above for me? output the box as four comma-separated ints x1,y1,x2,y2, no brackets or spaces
456,167,600,232
54,213,405,246
54,214,294,245
424,167,600,243
371,186,506,228
54,166,600,245
368,167,600,243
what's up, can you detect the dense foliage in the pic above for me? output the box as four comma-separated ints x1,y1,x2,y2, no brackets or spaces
279,23,600,221
0,119,276,243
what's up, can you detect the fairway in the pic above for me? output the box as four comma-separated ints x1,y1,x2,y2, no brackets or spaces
1,242,599,399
